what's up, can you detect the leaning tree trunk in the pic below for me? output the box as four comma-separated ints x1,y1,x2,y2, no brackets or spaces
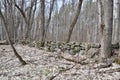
66,0,83,43
0,10,26,65
101,0,113,58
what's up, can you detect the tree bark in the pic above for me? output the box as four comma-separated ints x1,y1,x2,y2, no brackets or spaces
66,0,83,43
44,0,55,40
114,0,120,43
40,0,45,42
101,0,113,58
97,0,105,59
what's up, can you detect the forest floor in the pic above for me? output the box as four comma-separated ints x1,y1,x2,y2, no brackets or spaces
0,45,120,80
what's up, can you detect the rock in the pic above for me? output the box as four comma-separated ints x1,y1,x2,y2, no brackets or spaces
115,57,120,65
36,41,45,48
19,40,30,45
28,41,36,47
87,48,99,58
79,50,86,55
74,47,81,52
112,42,119,49
50,46,56,52
69,49,77,55
90,43,101,48
64,44,71,51
44,47,50,51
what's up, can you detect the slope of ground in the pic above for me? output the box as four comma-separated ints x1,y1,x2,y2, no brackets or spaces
0,45,120,80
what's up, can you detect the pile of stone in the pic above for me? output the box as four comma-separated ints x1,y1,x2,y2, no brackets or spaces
28,41,100,55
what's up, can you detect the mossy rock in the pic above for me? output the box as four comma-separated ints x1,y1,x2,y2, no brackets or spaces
70,41,76,44
36,41,45,49
79,50,86,55
19,40,30,45
115,57,120,65
69,49,77,55
50,46,56,52
91,43,101,48
74,42,81,47
84,43,91,51
28,41,36,47
73,47,81,53
64,44,71,50
56,41,62,48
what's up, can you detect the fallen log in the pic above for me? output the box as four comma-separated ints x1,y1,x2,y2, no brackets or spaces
0,40,9,45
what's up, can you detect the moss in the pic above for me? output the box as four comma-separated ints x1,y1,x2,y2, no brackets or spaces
58,67,65,71
36,41,45,48
85,43,91,51
94,57,99,63
115,57,120,65
20,40,30,45
45,69,51,76
70,49,77,55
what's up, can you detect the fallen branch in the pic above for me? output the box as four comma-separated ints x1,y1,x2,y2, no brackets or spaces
48,53,88,65
97,67,120,73
0,40,9,45
49,64,75,80
60,55,88,65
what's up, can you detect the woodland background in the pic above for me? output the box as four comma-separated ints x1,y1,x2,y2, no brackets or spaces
0,0,119,43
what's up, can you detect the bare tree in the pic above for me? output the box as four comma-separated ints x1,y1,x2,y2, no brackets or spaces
114,0,120,43
97,0,105,58
101,0,113,58
14,0,37,40
0,9,26,65
44,0,55,40
40,0,45,42
66,0,83,43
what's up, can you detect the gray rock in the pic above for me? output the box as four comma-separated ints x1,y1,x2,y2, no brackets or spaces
79,50,86,55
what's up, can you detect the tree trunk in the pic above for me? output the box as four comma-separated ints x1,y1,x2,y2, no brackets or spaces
40,0,45,42
44,0,55,40
14,0,36,41
0,10,26,65
98,0,105,58
66,0,83,43
114,0,120,43
101,0,113,58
